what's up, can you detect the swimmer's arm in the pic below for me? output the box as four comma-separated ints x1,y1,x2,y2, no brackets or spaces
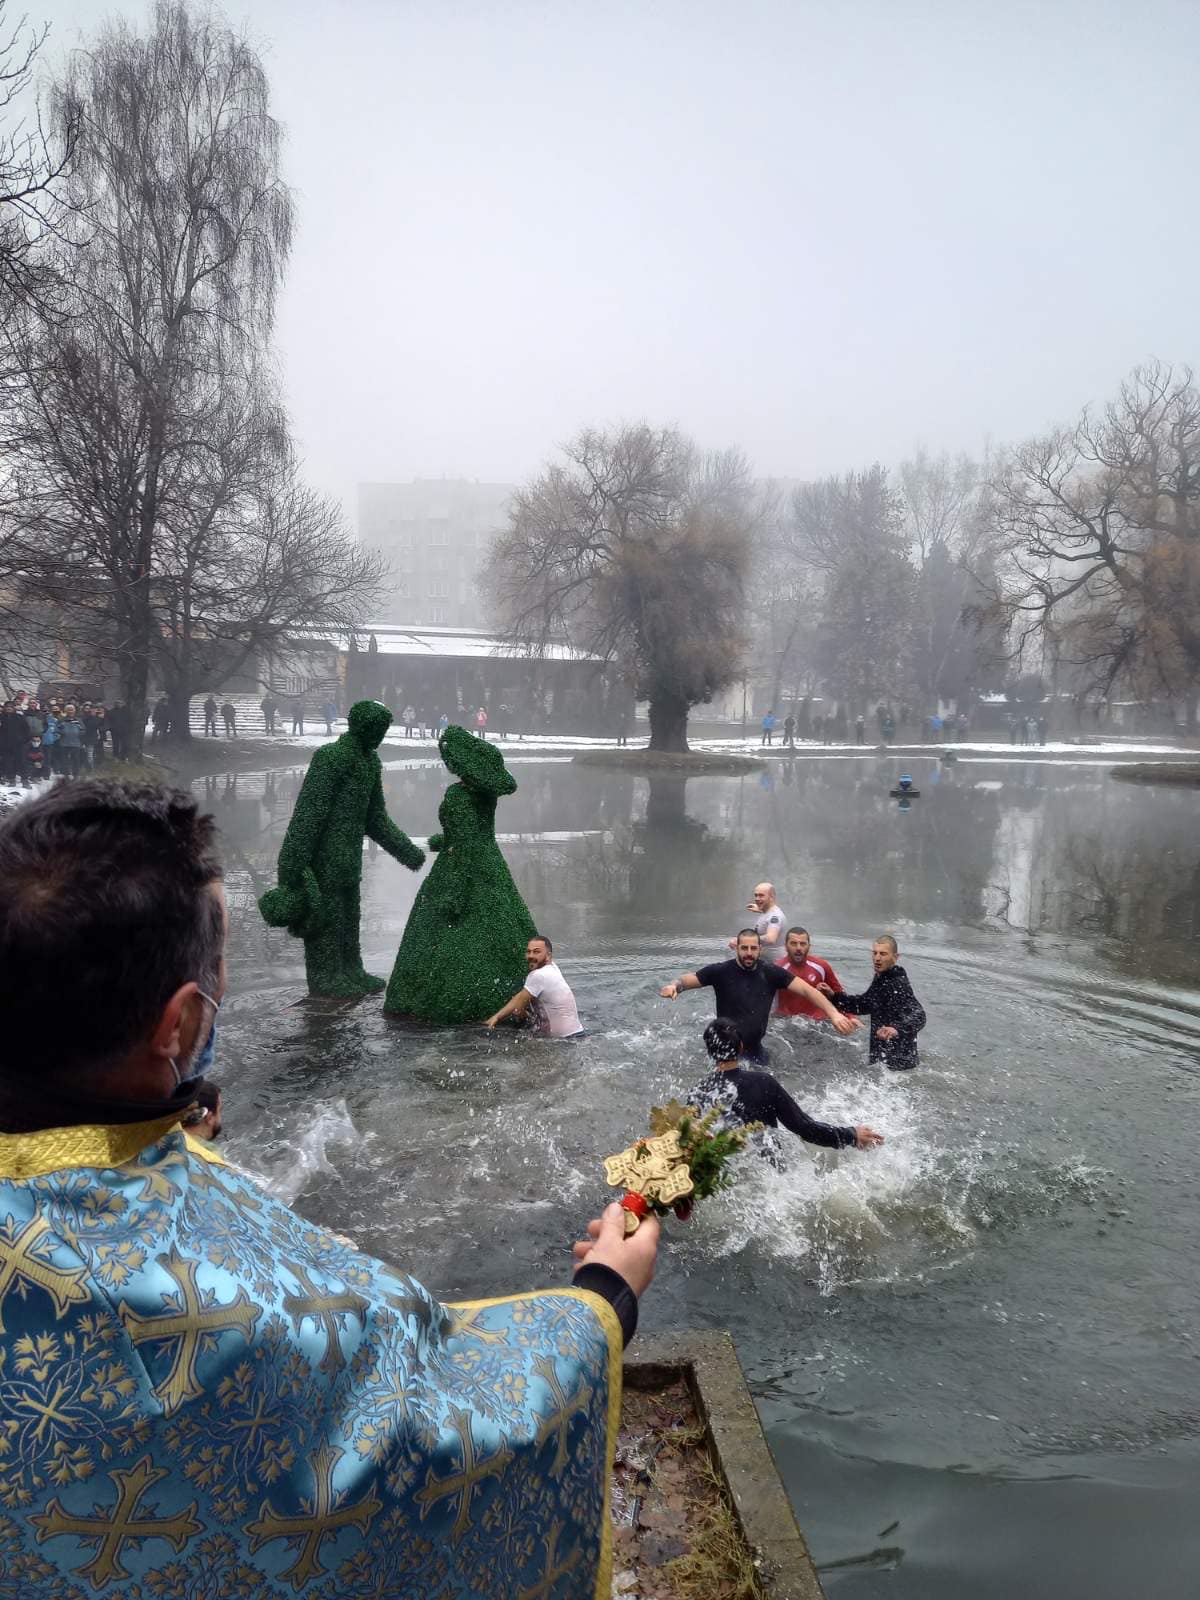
659,973,701,999
827,987,867,1012
895,982,926,1034
772,1082,858,1149
785,976,860,1034
484,989,533,1028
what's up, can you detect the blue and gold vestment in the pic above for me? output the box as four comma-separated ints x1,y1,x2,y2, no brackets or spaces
0,1117,620,1597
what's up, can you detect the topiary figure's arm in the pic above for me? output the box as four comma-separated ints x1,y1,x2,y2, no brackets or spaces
365,762,425,870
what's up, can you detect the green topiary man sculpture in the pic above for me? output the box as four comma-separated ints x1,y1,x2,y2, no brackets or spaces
259,700,424,997
384,723,536,1023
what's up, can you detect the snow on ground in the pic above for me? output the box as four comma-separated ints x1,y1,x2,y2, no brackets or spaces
689,735,1195,758
217,722,1195,759
0,777,53,812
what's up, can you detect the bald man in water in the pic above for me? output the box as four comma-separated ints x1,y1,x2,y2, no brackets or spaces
728,881,785,951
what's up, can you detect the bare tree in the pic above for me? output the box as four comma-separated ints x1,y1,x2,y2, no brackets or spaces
791,465,916,717
0,1,77,325
743,481,824,717
0,2,381,751
899,449,1005,709
989,362,1200,726
483,423,755,752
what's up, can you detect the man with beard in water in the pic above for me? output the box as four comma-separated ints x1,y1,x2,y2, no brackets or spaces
484,933,583,1038
774,926,844,1021
822,933,927,1069
688,1019,884,1168
661,928,859,1064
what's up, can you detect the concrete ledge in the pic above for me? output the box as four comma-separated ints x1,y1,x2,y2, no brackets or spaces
626,1329,826,1600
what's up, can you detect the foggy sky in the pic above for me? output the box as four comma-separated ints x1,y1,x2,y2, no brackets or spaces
32,0,1200,523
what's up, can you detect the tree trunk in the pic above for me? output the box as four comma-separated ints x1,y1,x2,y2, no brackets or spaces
769,614,801,718
168,689,193,742
125,657,150,762
645,775,688,828
647,692,690,753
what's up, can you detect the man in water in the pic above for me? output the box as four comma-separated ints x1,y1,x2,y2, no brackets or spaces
661,928,859,1065
485,933,584,1037
823,933,927,1069
688,1018,884,1167
775,925,844,1021
0,779,654,1595
728,880,786,950
181,1079,223,1140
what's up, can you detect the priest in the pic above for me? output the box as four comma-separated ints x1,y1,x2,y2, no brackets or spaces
0,779,658,1598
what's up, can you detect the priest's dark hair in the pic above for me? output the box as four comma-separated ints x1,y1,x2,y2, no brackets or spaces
0,779,224,1076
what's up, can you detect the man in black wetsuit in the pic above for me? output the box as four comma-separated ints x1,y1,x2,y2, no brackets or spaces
688,1019,884,1166
660,929,859,1065
823,933,927,1069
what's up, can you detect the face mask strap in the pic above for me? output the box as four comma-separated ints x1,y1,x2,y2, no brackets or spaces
172,990,222,1090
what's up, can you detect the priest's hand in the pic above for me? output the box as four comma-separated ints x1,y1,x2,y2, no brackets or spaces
855,1126,885,1149
876,1025,898,1040
572,1203,659,1298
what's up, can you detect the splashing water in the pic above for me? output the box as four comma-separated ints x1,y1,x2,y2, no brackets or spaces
238,1098,365,1203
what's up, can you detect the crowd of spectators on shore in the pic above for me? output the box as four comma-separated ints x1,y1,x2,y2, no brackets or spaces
0,692,133,785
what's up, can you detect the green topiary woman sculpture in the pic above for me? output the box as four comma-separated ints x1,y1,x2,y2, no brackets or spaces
259,700,425,997
384,723,536,1023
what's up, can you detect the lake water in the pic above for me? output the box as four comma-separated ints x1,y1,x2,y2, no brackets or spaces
206,749,1200,1599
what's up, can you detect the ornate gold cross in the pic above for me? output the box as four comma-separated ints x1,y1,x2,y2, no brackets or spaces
532,1356,594,1481
245,1439,382,1590
444,1301,507,1344
31,1454,201,1589
117,1246,260,1412
190,1160,264,1212
517,1521,582,1600
281,1259,368,1379
414,1405,514,1545
0,1213,90,1333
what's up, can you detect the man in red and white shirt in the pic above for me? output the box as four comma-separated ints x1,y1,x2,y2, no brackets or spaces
775,926,844,1019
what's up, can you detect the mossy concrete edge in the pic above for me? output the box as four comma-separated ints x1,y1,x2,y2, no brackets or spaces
625,1329,826,1600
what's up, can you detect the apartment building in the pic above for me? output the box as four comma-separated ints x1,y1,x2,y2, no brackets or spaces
358,479,515,629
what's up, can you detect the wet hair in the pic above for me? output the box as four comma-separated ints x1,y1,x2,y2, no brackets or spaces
704,1018,742,1063
875,933,899,954
735,928,761,943
181,1080,222,1125
786,926,809,939
0,780,224,1078
529,934,552,953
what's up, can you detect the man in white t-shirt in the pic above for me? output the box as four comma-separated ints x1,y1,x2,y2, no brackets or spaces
484,935,584,1038
728,881,785,951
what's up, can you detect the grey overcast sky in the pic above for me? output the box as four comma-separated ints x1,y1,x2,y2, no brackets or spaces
31,0,1200,522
